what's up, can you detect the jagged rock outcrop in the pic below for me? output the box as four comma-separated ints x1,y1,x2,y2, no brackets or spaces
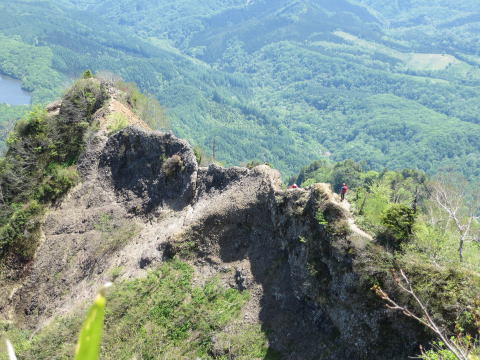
2,95,424,359
98,128,198,213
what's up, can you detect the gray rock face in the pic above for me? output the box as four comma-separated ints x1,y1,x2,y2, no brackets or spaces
196,164,250,196
97,127,198,213
5,125,423,360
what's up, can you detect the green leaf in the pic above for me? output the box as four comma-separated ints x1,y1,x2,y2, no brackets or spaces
3,339,18,360
74,284,111,360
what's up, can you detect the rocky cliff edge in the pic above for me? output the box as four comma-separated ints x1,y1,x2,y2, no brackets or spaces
1,91,422,359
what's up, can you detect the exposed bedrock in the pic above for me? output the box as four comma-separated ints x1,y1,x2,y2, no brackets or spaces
8,126,423,359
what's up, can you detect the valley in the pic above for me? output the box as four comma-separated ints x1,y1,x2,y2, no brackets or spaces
0,0,479,180
1,3,480,357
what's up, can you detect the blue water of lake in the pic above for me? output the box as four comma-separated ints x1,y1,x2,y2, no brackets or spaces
0,73,31,105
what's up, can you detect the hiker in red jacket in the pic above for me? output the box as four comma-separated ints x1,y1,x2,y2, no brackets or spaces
340,183,348,201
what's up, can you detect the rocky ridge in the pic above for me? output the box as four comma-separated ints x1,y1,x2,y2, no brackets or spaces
1,90,423,359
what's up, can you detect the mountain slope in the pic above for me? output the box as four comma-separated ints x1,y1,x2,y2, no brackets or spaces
1,83,428,359
189,0,381,60
1,0,480,181
2,78,480,360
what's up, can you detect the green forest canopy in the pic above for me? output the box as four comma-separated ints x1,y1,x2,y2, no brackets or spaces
0,0,479,182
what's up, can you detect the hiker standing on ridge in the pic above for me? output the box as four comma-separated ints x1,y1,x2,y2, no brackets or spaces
340,183,348,201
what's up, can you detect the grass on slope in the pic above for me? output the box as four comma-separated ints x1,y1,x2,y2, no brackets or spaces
0,260,277,360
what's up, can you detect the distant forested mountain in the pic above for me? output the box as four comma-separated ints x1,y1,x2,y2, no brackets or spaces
0,0,480,181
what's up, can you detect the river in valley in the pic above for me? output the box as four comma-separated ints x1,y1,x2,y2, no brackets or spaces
0,73,31,105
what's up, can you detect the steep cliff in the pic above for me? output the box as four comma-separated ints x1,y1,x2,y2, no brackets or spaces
0,84,425,359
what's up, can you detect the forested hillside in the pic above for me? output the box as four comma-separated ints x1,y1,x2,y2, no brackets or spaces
0,0,480,181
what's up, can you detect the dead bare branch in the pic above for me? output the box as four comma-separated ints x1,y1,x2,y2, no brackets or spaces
430,177,479,262
372,269,469,360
